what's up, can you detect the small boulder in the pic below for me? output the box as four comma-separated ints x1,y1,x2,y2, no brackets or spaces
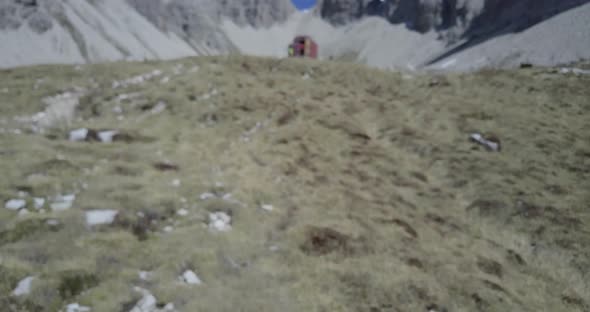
261,204,274,212
97,130,118,143
12,276,34,296
69,128,89,142
180,270,202,285
138,271,152,281
85,210,119,226
64,303,91,312
208,212,232,232
5,199,26,210
33,197,45,209
199,192,216,200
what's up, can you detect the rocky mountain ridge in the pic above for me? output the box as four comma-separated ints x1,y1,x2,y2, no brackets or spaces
315,0,589,42
0,0,589,70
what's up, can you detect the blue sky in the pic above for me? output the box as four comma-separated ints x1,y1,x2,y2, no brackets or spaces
291,0,316,10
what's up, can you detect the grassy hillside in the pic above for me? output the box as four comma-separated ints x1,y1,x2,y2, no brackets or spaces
0,55,589,312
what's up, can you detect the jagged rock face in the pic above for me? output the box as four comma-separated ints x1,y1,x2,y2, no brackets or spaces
0,0,55,33
125,0,296,54
127,0,295,29
217,0,296,27
316,0,587,38
315,0,481,33
315,0,368,25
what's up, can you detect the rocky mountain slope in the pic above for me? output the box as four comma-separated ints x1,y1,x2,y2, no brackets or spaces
0,0,589,70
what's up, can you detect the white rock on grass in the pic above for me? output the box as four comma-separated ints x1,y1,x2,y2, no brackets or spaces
559,67,590,75
51,194,76,212
18,209,30,217
97,130,118,143
64,303,91,312
46,219,60,226
176,209,188,216
163,226,174,233
208,212,231,232
261,204,274,212
128,287,176,312
180,270,202,285
69,128,89,141
85,210,119,226
33,197,45,209
5,199,26,210
199,192,216,200
171,179,181,187
129,287,157,312
138,271,152,281
151,102,167,115
12,276,34,296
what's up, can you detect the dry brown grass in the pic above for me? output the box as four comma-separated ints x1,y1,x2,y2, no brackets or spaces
0,56,589,312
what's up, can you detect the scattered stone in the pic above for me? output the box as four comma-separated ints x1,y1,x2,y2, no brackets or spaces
160,76,170,84
33,197,45,209
64,303,91,312
46,219,60,226
180,270,202,285
69,128,89,142
261,204,274,212
177,209,188,216
302,73,311,80
12,276,34,296
112,106,124,115
85,210,119,226
17,191,28,197
129,287,157,312
112,70,163,89
171,179,181,187
5,199,26,210
18,209,30,217
163,226,173,233
559,67,590,75
151,101,167,115
469,133,501,152
138,271,152,281
208,212,232,232
199,192,216,200
50,194,76,212
97,130,118,143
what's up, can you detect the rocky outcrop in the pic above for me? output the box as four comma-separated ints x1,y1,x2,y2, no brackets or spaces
315,0,588,40
0,0,55,33
125,0,296,54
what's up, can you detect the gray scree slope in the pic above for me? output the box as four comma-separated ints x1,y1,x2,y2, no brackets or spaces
0,0,589,70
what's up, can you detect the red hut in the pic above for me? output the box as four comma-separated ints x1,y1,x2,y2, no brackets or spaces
288,35,318,59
